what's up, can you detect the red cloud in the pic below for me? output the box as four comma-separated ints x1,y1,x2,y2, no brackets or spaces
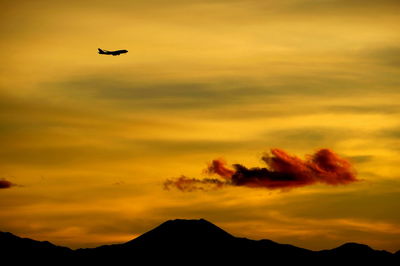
0,179,15,189
164,148,358,192
205,158,235,179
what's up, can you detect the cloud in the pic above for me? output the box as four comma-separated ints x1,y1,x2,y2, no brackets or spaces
0,178,15,189
204,158,235,179
164,176,226,192
164,148,358,191
367,46,400,67
287,0,400,15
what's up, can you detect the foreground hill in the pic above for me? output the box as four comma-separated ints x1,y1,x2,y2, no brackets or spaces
1,219,398,265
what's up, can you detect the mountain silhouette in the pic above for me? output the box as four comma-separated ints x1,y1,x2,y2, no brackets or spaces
0,231,73,264
1,219,398,265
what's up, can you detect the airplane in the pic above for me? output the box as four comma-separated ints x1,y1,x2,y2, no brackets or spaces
98,48,128,56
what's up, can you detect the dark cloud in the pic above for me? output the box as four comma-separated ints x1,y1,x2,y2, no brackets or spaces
326,105,400,114
0,139,249,167
55,73,389,113
380,128,400,139
164,176,227,192
347,155,374,163
367,46,400,68
135,140,245,154
0,178,15,189
261,128,347,149
164,148,358,191
0,146,132,166
281,186,400,222
288,0,400,15
54,77,270,110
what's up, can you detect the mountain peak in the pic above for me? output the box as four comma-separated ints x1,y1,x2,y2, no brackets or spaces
125,218,234,247
336,242,373,251
162,218,217,227
157,218,231,235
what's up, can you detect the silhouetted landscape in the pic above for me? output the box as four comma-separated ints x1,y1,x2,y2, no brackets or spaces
1,219,398,265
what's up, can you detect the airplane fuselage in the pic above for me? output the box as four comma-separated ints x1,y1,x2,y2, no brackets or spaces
98,48,128,56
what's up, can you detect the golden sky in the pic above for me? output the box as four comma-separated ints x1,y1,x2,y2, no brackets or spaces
1,0,400,252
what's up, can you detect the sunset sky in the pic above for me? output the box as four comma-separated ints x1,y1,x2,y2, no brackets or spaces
1,0,400,252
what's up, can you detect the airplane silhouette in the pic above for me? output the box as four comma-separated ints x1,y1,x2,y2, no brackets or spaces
98,48,128,56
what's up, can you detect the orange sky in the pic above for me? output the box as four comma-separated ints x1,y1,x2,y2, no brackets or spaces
1,0,400,252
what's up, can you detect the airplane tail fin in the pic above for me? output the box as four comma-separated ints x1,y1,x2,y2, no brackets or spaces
98,48,105,54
